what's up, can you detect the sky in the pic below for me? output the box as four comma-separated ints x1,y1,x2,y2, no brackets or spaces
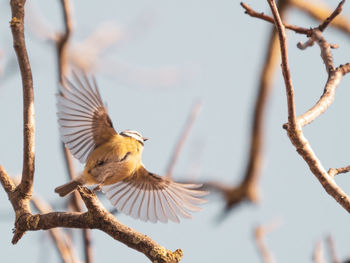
1,0,350,262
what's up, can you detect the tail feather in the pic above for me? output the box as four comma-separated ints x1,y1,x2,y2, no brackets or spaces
55,180,82,197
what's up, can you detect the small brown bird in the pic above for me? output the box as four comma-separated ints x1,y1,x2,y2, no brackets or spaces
55,73,207,223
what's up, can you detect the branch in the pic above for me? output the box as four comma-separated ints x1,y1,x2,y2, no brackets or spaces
326,235,340,263
6,0,36,242
268,3,297,130
314,241,326,263
10,0,35,200
0,166,16,193
317,0,345,32
241,2,310,35
265,0,350,213
242,0,346,37
290,0,350,36
254,222,280,263
2,168,182,262
21,187,183,263
247,1,347,128
166,100,202,178
328,165,350,179
57,0,73,82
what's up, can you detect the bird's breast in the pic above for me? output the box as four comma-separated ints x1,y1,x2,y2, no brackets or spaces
82,135,143,185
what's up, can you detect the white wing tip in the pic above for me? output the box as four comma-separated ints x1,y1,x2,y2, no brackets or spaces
102,181,208,223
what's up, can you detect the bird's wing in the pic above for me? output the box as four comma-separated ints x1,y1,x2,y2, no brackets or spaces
102,165,208,223
57,72,117,163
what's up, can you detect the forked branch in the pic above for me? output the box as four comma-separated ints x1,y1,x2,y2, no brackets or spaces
0,167,182,262
264,0,350,213
290,0,350,36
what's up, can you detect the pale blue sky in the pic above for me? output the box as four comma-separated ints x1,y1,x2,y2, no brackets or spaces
1,0,350,262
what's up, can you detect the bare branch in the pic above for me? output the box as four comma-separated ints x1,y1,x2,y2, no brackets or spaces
0,166,16,193
326,235,340,263
19,187,183,263
317,0,345,32
254,221,280,263
264,0,350,213
10,0,35,199
268,0,297,128
242,0,347,37
57,0,73,81
314,241,326,263
241,2,310,35
288,30,339,128
290,0,350,35
328,166,350,179
166,100,202,178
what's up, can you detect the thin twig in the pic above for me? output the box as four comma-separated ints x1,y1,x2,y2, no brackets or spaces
317,0,345,32
328,165,350,179
241,2,310,35
290,0,350,36
314,241,326,263
268,0,297,128
264,0,350,213
57,0,73,82
165,100,202,178
0,166,15,193
326,235,340,263
242,0,347,37
254,221,280,263
291,31,337,128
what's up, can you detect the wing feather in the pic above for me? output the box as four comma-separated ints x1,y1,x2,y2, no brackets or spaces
57,72,117,163
102,165,208,223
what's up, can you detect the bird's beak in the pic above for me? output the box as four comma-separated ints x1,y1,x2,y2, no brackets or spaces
143,137,148,142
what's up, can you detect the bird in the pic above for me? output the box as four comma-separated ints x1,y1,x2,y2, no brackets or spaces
54,72,208,223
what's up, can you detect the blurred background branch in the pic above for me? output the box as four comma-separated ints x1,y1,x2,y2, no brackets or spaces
254,220,280,263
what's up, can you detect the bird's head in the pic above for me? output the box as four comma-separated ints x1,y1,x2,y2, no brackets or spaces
120,130,148,146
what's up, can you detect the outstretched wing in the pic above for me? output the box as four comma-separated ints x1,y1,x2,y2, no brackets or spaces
57,72,117,163
102,165,208,223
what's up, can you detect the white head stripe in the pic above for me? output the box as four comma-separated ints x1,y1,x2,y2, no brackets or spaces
120,130,144,144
